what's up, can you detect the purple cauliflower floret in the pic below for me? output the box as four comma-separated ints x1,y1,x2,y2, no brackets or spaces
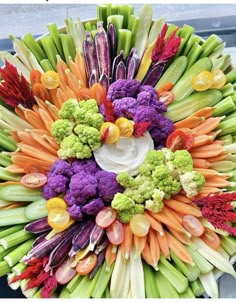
67,204,83,221
69,173,97,203
71,158,100,175
136,91,167,113
113,97,138,119
81,198,104,216
96,170,124,203
42,174,69,199
134,106,159,128
49,159,73,177
149,115,174,146
42,185,57,199
64,191,79,206
138,85,157,99
107,79,141,101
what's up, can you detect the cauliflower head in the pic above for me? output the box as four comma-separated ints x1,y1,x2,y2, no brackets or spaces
145,189,165,213
74,124,101,151
50,119,75,143
180,171,205,198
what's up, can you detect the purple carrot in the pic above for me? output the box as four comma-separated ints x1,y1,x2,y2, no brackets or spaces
126,49,140,80
88,249,105,279
32,232,48,248
83,32,99,80
141,61,166,86
107,23,117,61
94,21,111,78
115,61,126,80
99,73,109,92
25,217,51,234
94,235,109,255
89,224,104,251
88,69,98,87
111,51,124,82
72,220,95,251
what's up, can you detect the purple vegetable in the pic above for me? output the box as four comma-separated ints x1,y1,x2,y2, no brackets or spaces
88,69,98,88
83,32,99,80
25,217,51,234
113,97,137,119
32,232,48,248
126,49,140,80
107,23,117,61
99,73,109,92
115,61,126,80
88,224,105,251
67,204,83,221
71,158,100,175
81,198,104,216
141,61,166,86
89,249,105,279
107,79,141,101
111,51,124,82
72,220,95,251
94,236,109,255
94,21,111,77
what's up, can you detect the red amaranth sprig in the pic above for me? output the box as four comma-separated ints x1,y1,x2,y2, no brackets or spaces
194,192,236,236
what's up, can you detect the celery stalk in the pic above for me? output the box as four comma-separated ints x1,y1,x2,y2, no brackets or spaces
92,261,114,298
8,272,21,290
12,262,27,275
180,286,196,298
220,83,234,98
20,279,38,298
0,152,12,167
21,33,46,63
220,235,236,256
179,24,194,42
60,33,76,66
66,274,82,292
0,133,16,152
186,43,203,69
147,17,165,46
0,119,14,131
143,262,160,298
200,34,223,58
4,238,34,267
0,224,24,238
0,105,33,130
190,278,205,297
182,34,202,56
97,5,108,28
118,5,132,28
0,167,21,181
185,245,213,274
218,134,233,145
47,23,65,60
209,42,225,60
64,17,85,55
59,287,71,298
213,96,236,117
70,275,93,298
226,68,236,83
217,117,236,136
32,288,42,298
117,29,132,58
0,246,15,260
0,229,33,249
213,54,232,71
107,15,124,38
40,36,58,70
0,260,11,276
156,271,180,298
165,24,179,38
128,15,140,47
40,59,54,72
104,287,110,298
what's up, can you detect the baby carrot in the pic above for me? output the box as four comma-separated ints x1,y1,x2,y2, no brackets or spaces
29,131,58,155
45,101,59,121
161,205,183,224
144,211,164,236
156,82,174,96
190,107,215,119
167,227,192,246
193,168,219,178
90,83,106,105
105,242,117,271
149,228,160,268
15,106,27,121
56,55,69,88
134,234,146,256
49,88,61,109
74,52,87,86
193,117,223,135
171,194,192,204
123,223,133,260
174,116,204,129
19,105,46,130
17,142,58,162
5,165,25,174
164,200,202,217
190,144,224,158
32,83,50,101
156,230,170,260
141,242,157,269
191,134,213,148
38,108,54,132
204,176,232,188
192,158,211,169
69,57,86,88
207,152,229,163
43,135,60,150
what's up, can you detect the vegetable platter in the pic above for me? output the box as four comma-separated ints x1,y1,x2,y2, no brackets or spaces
0,3,236,299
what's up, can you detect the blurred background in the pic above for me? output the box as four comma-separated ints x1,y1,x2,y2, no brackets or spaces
0,3,236,298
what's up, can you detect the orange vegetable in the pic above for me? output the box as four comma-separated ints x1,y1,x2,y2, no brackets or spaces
174,116,203,129
157,229,170,259
157,82,174,96
164,199,202,217
190,107,215,119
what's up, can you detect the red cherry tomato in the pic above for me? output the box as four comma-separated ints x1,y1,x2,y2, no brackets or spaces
182,215,205,237
201,228,221,250
106,219,124,245
96,207,117,228
166,129,194,151
55,258,77,285
76,253,97,275
20,172,47,188
159,91,175,106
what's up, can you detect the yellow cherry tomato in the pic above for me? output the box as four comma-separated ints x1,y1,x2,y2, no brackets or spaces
48,208,70,230
41,70,60,89
192,71,213,91
100,122,120,144
46,197,67,211
115,117,134,137
210,69,226,89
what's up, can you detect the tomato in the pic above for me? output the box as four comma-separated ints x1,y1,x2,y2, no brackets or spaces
115,117,134,137
41,70,60,90
166,129,194,151
130,214,150,237
106,219,124,245
20,172,47,188
182,215,205,237
100,122,120,144
48,208,70,231
201,228,221,249
76,253,97,275
55,257,77,285
46,197,67,211
30,70,42,86
159,91,175,106
210,69,226,89
96,207,117,228
192,70,213,91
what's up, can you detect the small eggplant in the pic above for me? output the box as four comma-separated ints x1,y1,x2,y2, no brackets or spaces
111,51,124,82
72,220,95,251
99,73,109,93
115,61,126,80
83,32,99,80
94,21,111,78
141,61,166,86
24,217,51,234
107,23,117,62
88,249,105,279
89,224,104,251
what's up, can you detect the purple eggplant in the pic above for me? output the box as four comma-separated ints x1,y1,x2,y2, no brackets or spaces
142,61,166,86
89,249,105,279
83,32,99,80
88,69,98,87
25,217,51,234
115,61,126,80
99,73,109,92
107,23,117,61
72,220,95,251
32,232,48,248
126,49,140,80
88,224,104,251
94,235,109,255
111,51,124,82
94,21,111,78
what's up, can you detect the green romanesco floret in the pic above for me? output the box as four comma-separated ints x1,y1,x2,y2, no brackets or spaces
111,193,135,211
116,172,135,187
58,98,79,120
145,189,164,213
167,150,193,178
152,165,181,199
161,148,174,162
74,124,101,150
79,99,99,113
57,134,92,159
50,119,75,143
73,109,104,129
117,204,144,223
179,171,205,198
138,150,165,176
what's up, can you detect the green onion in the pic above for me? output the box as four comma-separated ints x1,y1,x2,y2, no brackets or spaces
0,260,11,276
12,262,27,275
219,235,236,256
40,59,54,71
40,36,58,70
180,286,196,298
66,274,82,292
4,238,34,267
200,34,223,58
60,33,76,66
213,96,236,117
156,271,180,298
185,245,213,274
21,33,46,63
0,229,33,249
220,83,234,98
0,224,24,238
117,29,132,58
190,278,205,297
47,23,65,60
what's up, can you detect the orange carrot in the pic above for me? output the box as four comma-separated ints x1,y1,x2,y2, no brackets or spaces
143,211,164,236
66,86,77,99
29,131,58,155
15,106,27,121
45,101,59,121
164,199,202,217
30,69,42,86
10,155,52,172
161,205,183,224
17,143,58,162
206,152,229,163
193,117,223,135
197,186,222,196
156,230,170,259
34,97,48,111
141,242,157,269
0,180,21,187
177,128,196,136
90,83,106,105
134,235,146,256
5,165,25,174
191,134,213,148
192,158,211,169
190,107,215,119
149,228,160,267
123,223,133,260
69,58,86,87
26,128,50,136
56,56,69,88
190,143,224,158
174,116,204,129
20,106,46,129
32,83,50,101
167,226,193,246
49,88,61,109
193,168,219,178
77,88,92,100
74,52,87,86
38,108,54,132
171,194,192,204
105,243,117,269
43,135,60,150
157,82,174,96
65,69,80,93
56,88,68,108
16,130,43,149
204,176,232,188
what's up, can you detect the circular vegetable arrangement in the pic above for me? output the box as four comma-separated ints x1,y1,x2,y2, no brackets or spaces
0,4,236,299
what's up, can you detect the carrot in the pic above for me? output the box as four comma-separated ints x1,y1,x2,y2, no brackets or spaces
156,230,170,259
0,180,21,187
166,226,193,246
90,83,106,105
174,116,204,129
204,176,232,188
191,134,213,148
11,153,54,167
8,130,20,142
193,167,219,178
105,242,117,269
190,107,215,119
49,88,61,109
43,135,60,150
56,88,68,108
156,82,174,95
134,234,146,256
74,52,87,86
171,194,192,204
193,117,223,135
17,143,58,162
197,186,222,196
149,228,160,267
20,106,46,130
16,130,43,149
177,128,196,136
166,231,193,264
206,152,229,163
123,223,133,260
192,158,211,169
164,199,202,217
141,242,156,269
15,106,27,121
77,88,92,100
143,211,164,236
26,128,50,136
69,58,86,87
38,108,54,132
5,165,25,174
161,205,183,224
29,131,58,155
45,101,59,121
30,70,42,86
32,83,50,101
56,56,69,88
34,97,48,111
66,86,77,99
190,144,224,158
1,202,28,210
